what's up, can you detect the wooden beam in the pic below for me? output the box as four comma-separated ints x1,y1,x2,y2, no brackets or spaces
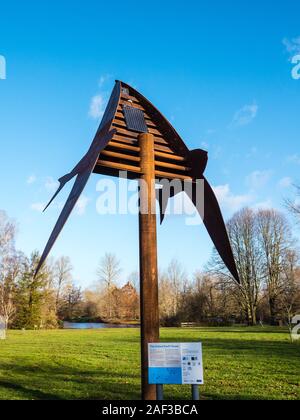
111,135,174,155
113,126,168,145
155,170,192,180
97,159,192,181
97,160,141,174
101,150,141,163
155,161,191,172
108,140,186,161
154,150,186,162
139,133,159,401
108,141,140,153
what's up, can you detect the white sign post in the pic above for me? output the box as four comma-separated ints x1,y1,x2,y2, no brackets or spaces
148,343,204,400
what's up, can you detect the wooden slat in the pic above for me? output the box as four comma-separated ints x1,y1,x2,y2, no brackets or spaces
148,127,164,136
114,121,164,138
98,160,193,180
155,170,192,181
155,161,190,172
154,150,186,162
98,160,141,174
102,147,188,171
119,100,145,112
111,135,174,154
113,126,140,139
112,134,138,145
121,94,140,104
97,160,192,181
101,150,141,163
113,126,168,145
107,141,187,164
154,144,174,154
108,141,140,153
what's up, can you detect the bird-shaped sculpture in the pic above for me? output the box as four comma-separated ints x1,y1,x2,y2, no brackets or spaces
35,81,239,283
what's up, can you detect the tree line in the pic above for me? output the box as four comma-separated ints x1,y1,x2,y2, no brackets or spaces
1,195,300,330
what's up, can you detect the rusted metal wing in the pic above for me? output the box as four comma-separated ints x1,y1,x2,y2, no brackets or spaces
189,177,239,283
157,149,240,283
35,128,116,277
35,82,121,276
35,171,92,277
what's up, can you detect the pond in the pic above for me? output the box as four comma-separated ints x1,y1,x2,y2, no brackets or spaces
63,322,139,330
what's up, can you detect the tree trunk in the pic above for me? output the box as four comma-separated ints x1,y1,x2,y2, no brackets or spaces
269,296,277,325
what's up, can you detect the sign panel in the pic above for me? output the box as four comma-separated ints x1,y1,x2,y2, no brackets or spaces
148,343,204,385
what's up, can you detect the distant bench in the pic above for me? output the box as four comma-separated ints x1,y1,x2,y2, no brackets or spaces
181,322,198,328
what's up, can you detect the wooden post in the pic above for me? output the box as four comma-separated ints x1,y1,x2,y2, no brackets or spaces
139,133,160,401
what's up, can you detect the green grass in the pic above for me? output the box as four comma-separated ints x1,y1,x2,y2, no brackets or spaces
0,327,299,400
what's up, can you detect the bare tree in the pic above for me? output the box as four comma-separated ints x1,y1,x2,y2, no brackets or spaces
0,210,16,254
54,256,73,314
286,185,300,219
210,208,262,325
60,282,83,320
158,259,188,319
127,271,140,294
0,211,19,333
279,249,300,332
159,271,174,320
257,209,294,325
0,253,22,330
96,253,122,319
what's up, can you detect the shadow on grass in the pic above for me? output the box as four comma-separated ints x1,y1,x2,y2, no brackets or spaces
0,380,64,400
162,326,290,334
0,363,141,400
160,335,299,356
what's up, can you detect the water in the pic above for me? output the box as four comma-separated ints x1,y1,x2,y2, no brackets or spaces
63,322,139,330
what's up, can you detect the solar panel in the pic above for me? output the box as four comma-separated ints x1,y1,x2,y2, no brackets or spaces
123,105,148,133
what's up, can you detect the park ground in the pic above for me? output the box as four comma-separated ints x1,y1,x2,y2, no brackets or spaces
0,327,299,400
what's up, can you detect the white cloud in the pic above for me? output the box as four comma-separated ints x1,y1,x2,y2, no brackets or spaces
45,177,59,192
246,170,272,190
287,154,300,165
75,195,90,216
213,184,253,214
283,36,300,58
27,175,36,185
89,94,105,120
252,199,273,211
88,74,112,120
98,74,111,88
230,103,258,128
278,177,293,188
31,203,45,213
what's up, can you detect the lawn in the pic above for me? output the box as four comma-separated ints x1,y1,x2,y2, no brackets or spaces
0,327,299,400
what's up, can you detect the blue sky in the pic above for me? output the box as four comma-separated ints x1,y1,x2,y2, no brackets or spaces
1,0,300,287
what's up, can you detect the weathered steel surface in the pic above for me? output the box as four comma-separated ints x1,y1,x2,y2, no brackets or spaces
139,133,159,401
36,80,240,285
35,127,116,277
157,149,239,283
35,82,121,276
119,81,190,159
